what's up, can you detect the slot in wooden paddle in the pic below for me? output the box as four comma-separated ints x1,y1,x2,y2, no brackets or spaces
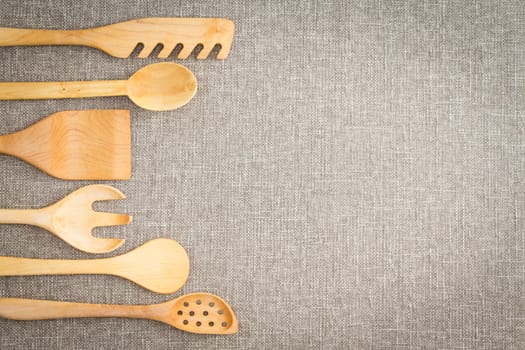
0,18,235,59
0,110,131,180
0,238,190,294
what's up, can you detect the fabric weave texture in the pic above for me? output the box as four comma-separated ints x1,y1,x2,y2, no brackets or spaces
0,0,524,349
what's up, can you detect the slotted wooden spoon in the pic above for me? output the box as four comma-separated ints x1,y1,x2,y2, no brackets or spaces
0,238,190,294
0,185,131,254
0,293,238,334
0,18,235,59
0,62,197,111
0,110,131,180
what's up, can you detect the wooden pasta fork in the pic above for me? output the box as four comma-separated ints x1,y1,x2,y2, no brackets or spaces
0,185,131,254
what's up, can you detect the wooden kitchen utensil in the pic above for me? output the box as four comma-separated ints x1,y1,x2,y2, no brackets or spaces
0,18,235,59
0,110,131,180
0,185,131,254
0,293,238,334
0,238,190,294
0,62,197,111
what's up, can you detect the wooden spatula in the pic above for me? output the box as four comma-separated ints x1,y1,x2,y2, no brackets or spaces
0,293,238,334
0,18,235,59
0,238,190,294
0,110,131,180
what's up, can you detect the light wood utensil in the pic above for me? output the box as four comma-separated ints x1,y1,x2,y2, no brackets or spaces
0,185,131,254
0,238,190,294
0,18,235,59
0,110,131,180
0,293,237,334
0,62,197,111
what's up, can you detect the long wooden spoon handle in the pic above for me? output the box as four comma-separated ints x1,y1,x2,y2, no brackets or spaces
0,256,105,276
0,27,86,46
0,80,127,100
0,298,149,320
0,209,51,228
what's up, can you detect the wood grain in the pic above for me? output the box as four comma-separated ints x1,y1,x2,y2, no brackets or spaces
0,63,197,111
0,80,127,100
0,18,235,59
0,238,190,294
0,293,238,334
0,110,131,180
0,185,131,254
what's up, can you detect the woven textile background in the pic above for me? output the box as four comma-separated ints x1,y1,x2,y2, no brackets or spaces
0,0,523,349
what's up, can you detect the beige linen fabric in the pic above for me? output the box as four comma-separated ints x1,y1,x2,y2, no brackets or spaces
0,1,523,348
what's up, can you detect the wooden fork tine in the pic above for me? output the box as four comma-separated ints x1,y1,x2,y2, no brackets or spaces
91,212,132,227
83,185,127,202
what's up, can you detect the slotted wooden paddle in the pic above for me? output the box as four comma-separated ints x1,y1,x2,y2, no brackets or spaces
0,110,131,180
0,18,235,59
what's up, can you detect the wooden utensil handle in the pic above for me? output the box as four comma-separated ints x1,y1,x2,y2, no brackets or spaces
0,80,127,100
0,256,106,276
0,298,149,320
0,208,51,228
0,27,85,46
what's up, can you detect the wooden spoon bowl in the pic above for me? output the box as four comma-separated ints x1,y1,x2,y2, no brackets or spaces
127,62,197,111
109,238,190,294
165,293,238,334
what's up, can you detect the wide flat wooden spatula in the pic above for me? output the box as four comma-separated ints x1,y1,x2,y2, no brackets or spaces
0,110,131,180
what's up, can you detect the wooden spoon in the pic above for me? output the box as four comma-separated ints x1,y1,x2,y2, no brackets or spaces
0,62,197,111
0,185,131,254
0,239,190,294
0,292,238,334
0,110,131,180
